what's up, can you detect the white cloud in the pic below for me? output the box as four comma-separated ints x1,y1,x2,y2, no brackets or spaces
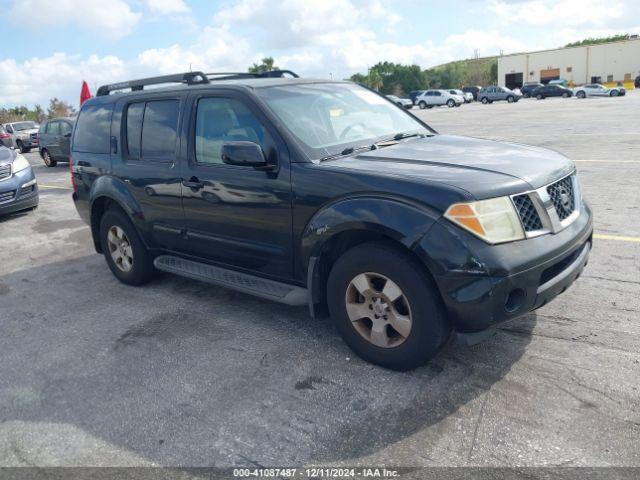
489,0,625,27
9,0,141,41
144,0,190,14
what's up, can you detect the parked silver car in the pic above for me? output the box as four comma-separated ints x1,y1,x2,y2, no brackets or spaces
1,121,40,153
385,94,413,109
415,90,464,109
573,83,625,99
478,86,522,104
449,89,473,103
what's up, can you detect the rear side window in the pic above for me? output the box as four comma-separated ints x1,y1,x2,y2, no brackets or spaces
141,100,179,160
125,102,144,158
47,122,60,135
73,104,113,153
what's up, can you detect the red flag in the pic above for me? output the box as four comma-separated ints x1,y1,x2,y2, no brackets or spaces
80,81,92,106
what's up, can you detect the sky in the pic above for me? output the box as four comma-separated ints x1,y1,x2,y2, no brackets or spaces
1,0,639,108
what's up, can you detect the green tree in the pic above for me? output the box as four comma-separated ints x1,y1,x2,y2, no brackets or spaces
249,57,278,73
47,98,76,119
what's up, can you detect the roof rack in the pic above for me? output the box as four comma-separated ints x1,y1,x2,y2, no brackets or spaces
205,70,300,80
96,69,300,96
96,71,210,96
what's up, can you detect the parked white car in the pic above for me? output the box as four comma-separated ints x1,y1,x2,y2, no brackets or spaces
415,90,464,109
449,89,473,103
573,83,626,99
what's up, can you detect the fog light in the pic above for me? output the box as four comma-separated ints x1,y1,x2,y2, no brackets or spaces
505,288,525,313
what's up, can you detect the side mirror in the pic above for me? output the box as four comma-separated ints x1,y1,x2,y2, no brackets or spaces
221,141,273,170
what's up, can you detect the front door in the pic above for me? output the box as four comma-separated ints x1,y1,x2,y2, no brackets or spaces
179,93,293,281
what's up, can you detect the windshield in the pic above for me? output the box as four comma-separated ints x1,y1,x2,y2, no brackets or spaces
256,83,432,160
13,121,37,131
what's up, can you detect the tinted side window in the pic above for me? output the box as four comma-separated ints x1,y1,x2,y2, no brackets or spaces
125,102,144,159
60,121,72,135
73,104,113,153
195,98,269,165
141,100,179,160
48,122,60,135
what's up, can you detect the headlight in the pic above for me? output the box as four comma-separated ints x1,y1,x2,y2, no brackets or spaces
444,196,524,244
12,154,31,173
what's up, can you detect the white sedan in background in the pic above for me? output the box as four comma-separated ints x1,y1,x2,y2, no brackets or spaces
573,83,626,98
385,94,413,109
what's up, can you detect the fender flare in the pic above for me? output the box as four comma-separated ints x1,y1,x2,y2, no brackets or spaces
301,195,440,317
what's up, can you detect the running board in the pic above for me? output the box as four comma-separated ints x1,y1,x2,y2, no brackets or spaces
154,255,308,306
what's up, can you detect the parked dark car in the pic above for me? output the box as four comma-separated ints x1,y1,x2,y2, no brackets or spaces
38,117,75,167
520,82,543,98
635,75,640,88
71,71,593,370
477,86,522,104
0,125,13,148
532,84,573,99
461,86,482,101
0,146,39,216
408,90,425,104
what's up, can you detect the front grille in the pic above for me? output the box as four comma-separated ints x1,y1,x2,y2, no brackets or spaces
547,175,575,221
0,190,15,203
0,164,11,181
513,194,543,231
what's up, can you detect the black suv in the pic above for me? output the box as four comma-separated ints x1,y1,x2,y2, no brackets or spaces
71,71,593,370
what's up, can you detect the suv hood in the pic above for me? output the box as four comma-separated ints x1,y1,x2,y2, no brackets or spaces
324,135,574,199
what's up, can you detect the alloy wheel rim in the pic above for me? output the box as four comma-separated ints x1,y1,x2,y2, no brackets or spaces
107,226,134,272
43,151,50,165
345,272,413,348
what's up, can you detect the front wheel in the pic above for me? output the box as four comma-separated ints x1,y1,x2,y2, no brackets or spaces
446,99,455,107
481,97,488,104
418,101,427,109
99,208,156,286
536,93,543,100
577,91,586,99
327,242,450,370
610,90,618,97
562,92,570,98
42,149,57,167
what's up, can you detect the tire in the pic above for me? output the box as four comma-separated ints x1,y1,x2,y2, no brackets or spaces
418,101,427,109
99,208,156,286
577,91,586,99
481,97,488,104
42,149,57,167
446,99,455,107
327,242,450,371
610,90,618,97
562,92,569,98
536,93,543,100
17,141,26,153
523,93,530,98
507,95,515,103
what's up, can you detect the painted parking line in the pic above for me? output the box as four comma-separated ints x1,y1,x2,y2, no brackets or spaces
38,184,73,190
594,234,640,243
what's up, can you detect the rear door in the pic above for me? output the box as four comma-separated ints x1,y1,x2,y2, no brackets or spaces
178,91,293,280
111,95,186,250
59,120,73,159
46,121,62,157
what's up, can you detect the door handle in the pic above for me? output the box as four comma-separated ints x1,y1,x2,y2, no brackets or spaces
182,178,204,190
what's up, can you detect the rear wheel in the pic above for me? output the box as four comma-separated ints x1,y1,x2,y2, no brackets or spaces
99,208,156,286
610,90,618,97
327,242,450,370
562,92,570,98
42,149,57,167
536,93,543,100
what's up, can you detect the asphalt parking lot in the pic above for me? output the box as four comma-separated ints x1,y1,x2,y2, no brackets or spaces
0,92,639,468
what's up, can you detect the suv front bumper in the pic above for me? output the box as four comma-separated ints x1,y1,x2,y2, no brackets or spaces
418,202,593,332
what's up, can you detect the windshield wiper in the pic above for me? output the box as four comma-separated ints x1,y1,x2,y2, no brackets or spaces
319,145,374,162
319,133,430,162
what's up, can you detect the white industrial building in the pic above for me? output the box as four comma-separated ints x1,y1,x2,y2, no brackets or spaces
498,37,640,89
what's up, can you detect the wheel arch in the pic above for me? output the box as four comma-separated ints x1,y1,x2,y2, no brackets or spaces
301,196,440,318
89,176,145,253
